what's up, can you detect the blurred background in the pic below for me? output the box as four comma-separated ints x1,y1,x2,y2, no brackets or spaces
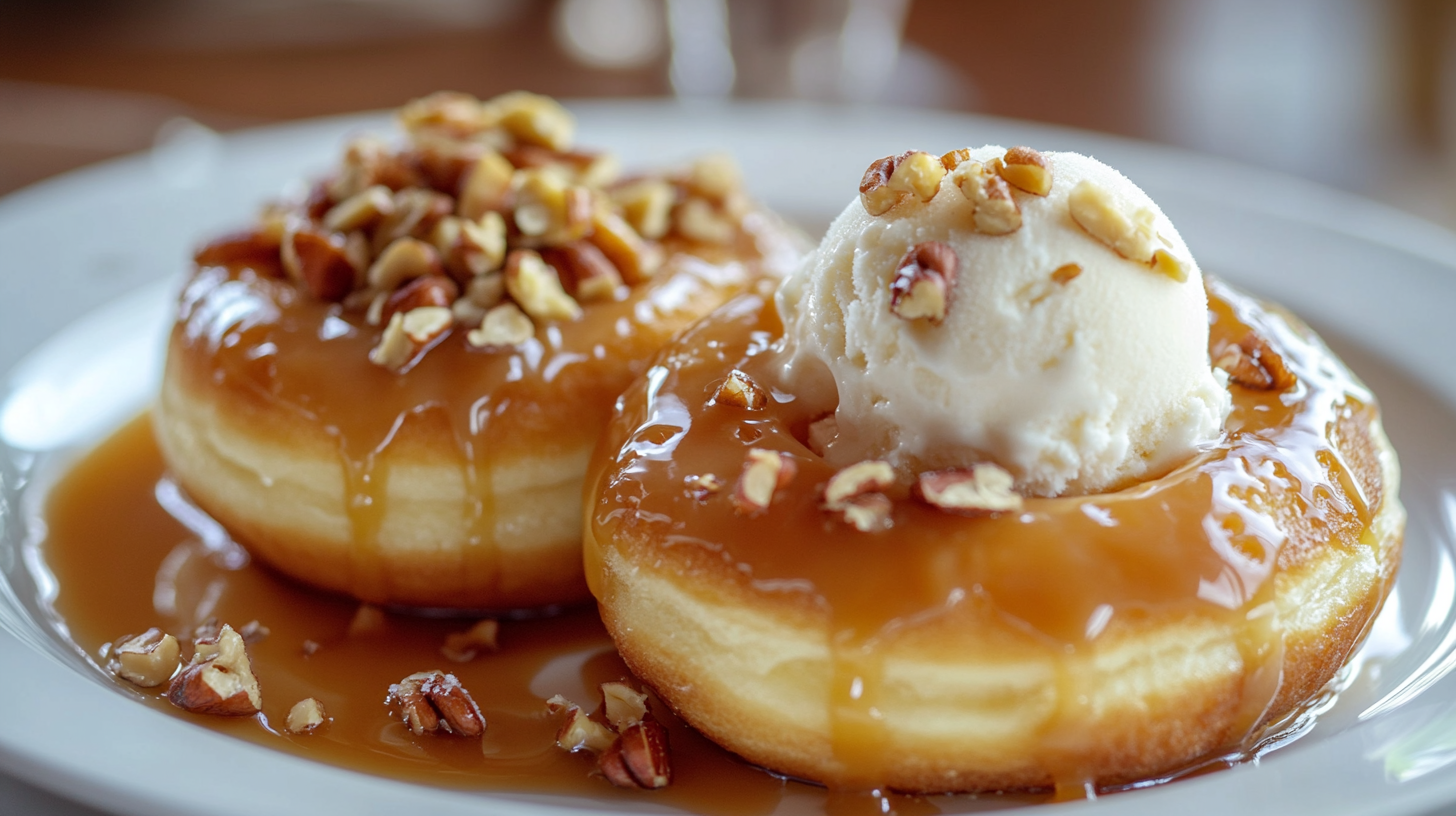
1,0,1455,227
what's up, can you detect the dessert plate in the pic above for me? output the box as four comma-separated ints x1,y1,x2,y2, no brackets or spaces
4,101,1456,816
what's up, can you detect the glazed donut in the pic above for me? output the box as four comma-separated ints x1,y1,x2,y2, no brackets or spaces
583,147,1403,792
156,92,803,611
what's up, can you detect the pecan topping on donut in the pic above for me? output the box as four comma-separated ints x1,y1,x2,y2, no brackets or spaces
1215,330,1297,391
214,91,757,370
917,464,1024,515
388,670,485,737
823,460,897,532
732,449,797,514
890,241,959,325
282,229,356,302
712,370,768,410
824,460,896,507
381,275,459,324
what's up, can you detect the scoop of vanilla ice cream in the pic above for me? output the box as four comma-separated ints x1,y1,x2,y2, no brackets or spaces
775,148,1230,497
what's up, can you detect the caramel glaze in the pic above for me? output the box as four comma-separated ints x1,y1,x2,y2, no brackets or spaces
164,214,797,607
586,278,1397,791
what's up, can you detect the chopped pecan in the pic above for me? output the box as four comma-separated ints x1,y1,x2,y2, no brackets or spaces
953,162,1021,235
888,151,946,203
732,449,797,515
504,249,582,322
614,718,673,789
823,460,896,532
1214,330,1296,391
917,464,1024,515
373,188,454,254
611,178,675,240
167,624,262,717
388,670,486,737
323,185,394,232
368,237,443,292
837,492,894,532
381,275,459,324
458,150,516,220
674,198,736,244
542,242,624,303
711,370,768,410
467,302,536,348
997,146,1053,196
487,91,575,151
1067,179,1157,264
600,681,649,731
282,228,356,301
823,460,896,508
107,628,181,688
890,241,959,324
590,209,663,284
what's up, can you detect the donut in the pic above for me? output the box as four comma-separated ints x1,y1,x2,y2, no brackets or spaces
583,147,1404,792
156,92,804,611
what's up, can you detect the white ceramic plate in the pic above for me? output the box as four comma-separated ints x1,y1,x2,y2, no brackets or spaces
4,102,1456,816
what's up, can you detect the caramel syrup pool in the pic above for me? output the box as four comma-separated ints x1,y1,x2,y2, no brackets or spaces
41,414,1043,815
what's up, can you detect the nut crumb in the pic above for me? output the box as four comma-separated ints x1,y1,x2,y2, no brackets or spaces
685,473,724,499
347,604,387,638
1051,263,1082,285
237,620,270,645
441,619,500,663
287,698,329,735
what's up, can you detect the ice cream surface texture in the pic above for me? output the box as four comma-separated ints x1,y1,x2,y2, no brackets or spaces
775,147,1230,497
